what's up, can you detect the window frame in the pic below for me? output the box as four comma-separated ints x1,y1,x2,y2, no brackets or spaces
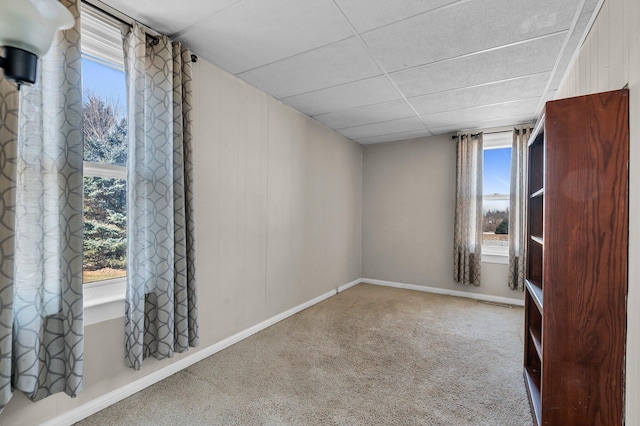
81,3,128,324
481,133,512,264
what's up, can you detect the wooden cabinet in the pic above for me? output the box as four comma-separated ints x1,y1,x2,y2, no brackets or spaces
523,89,629,425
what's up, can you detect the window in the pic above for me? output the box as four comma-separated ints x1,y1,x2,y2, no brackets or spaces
81,4,128,320
482,133,511,261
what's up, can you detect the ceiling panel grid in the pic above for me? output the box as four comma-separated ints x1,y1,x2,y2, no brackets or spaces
99,0,602,144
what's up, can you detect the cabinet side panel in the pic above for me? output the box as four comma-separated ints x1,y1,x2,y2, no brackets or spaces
542,89,628,425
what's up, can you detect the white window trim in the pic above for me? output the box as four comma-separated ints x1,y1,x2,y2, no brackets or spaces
81,3,128,324
482,246,509,264
482,133,511,264
84,278,126,325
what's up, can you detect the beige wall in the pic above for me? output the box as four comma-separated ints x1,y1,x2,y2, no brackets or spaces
362,135,523,301
193,61,363,342
0,59,363,425
555,0,640,422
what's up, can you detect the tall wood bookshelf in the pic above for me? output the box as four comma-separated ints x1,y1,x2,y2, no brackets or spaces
523,89,629,425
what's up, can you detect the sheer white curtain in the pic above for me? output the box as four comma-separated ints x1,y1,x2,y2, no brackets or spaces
0,0,83,411
508,127,531,291
122,22,198,370
454,133,483,286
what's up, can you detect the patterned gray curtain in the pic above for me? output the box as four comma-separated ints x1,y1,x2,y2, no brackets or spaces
0,0,83,411
453,132,483,286
122,23,198,370
508,127,531,291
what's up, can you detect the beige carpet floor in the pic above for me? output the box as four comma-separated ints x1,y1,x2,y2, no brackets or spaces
77,284,533,425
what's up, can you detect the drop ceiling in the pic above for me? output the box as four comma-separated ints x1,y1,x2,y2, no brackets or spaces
98,0,601,144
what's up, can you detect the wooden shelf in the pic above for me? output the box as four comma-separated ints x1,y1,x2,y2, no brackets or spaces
530,188,544,198
523,89,628,425
529,326,542,360
525,280,543,312
524,367,542,426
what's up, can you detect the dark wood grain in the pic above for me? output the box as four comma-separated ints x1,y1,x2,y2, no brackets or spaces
524,89,628,425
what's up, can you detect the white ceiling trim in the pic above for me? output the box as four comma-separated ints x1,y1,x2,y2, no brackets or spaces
539,0,606,109
533,0,590,116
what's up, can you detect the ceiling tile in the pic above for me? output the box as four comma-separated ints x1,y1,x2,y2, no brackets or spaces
334,0,459,33
314,100,415,129
178,0,354,74
102,0,241,35
362,0,581,72
391,32,565,98
338,117,425,140
356,129,433,145
421,98,539,129
281,76,402,116
237,38,383,99
408,72,550,116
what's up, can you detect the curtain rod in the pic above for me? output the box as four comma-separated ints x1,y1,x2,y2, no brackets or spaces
450,129,516,140
81,0,198,63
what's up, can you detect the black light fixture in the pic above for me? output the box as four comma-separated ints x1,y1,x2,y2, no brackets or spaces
0,47,38,86
0,0,74,88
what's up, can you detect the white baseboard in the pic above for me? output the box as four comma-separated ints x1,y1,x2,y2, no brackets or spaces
44,277,523,425
337,278,361,293
43,288,338,426
360,278,525,307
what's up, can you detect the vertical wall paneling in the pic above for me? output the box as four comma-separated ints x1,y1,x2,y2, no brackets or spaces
609,0,625,89
218,72,240,336
193,61,223,344
235,82,248,330
265,97,283,317
579,36,587,94
591,20,599,91
244,87,268,329
596,4,609,91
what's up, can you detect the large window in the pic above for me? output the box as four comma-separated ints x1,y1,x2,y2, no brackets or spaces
482,133,511,257
81,5,127,284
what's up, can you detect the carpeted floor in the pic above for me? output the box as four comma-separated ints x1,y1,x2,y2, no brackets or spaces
77,284,533,425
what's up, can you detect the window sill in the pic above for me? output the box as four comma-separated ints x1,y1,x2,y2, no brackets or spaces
83,278,126,326
482,253,509,265
482,245,509,265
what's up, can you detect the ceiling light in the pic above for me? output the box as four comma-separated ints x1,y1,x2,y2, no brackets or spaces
0,0,74,87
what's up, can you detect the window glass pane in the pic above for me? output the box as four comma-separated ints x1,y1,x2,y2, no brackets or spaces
483,199,509,246
483,147,511,196
83,176,127,283
483,147,511,247
82,58,127,166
